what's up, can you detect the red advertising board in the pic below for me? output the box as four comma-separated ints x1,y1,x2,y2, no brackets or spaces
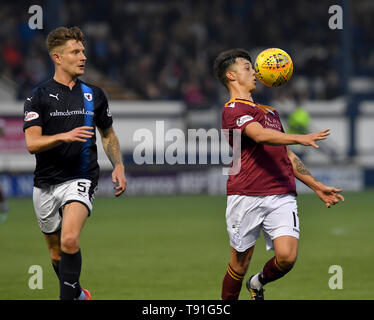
0,117,26,153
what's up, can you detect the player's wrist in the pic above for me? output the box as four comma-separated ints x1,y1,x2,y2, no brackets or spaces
55,132,67,143
310,180,324,192
294,134,306,145
114,163,125,170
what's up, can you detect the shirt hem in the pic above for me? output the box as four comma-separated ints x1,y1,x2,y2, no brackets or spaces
226,190,297,196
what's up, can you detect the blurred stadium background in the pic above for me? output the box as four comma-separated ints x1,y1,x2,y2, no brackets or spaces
0,0,373,300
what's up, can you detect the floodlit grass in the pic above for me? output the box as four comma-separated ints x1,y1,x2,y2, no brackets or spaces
0,192,372,300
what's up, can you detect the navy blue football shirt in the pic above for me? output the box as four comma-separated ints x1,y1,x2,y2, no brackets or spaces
23,78,113,188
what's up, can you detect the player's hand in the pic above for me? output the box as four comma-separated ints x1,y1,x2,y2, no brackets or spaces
112,164,127,197
299,129,330,148
314,183,345,208
61,126,94,143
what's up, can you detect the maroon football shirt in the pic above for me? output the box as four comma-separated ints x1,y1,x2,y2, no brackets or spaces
222,98,296,196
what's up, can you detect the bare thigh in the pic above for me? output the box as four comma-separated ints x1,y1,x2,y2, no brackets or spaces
60,201,89,254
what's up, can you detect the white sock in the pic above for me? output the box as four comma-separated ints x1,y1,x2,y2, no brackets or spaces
250,272,263,290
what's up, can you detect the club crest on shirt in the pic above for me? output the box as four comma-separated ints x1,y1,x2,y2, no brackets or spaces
84,93,93,101
24,111,39,122
236,115,253,126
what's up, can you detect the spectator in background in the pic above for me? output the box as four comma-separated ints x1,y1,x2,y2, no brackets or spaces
0,0,372,104
287,106,310,135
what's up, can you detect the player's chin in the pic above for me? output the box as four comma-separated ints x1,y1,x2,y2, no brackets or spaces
76,67,85,75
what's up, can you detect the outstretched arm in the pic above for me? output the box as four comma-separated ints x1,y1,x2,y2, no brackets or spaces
244,122,329,148
98,126,127,197
287,147,344,208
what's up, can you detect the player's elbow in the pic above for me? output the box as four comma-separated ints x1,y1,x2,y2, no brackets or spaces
245,130,263,143
25,134,35,154
26,142,39,154
251,133,267,144
248,130,280,145
245,124,268,144
27,145,37,154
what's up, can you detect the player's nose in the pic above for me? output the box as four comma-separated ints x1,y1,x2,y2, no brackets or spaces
80,52,87,61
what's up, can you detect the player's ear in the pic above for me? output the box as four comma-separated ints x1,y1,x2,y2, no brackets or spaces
50,46,64,65
51,52,61,65
226,71,236,82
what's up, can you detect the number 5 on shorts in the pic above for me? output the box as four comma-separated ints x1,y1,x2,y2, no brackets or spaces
77,181,88,194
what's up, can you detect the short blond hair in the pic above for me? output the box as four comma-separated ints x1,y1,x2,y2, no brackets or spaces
46,26,84,53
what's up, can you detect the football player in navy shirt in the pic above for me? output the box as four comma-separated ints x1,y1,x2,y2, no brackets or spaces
24,26,127,300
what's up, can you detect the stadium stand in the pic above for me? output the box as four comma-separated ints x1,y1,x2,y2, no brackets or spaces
0,0,373,106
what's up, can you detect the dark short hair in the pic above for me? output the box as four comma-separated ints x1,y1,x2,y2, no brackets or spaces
213,48,252,88
46,26,84,53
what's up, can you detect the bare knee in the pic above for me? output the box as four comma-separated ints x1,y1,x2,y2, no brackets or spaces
231,260,250,275
230,247,254,275
276,252,297,271
61,233,80,253
274,236,298,271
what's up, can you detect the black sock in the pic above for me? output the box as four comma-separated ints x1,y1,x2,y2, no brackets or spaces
59,250,83,300
52,259,82,298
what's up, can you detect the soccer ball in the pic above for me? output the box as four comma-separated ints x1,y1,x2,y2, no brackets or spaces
254,48,293,87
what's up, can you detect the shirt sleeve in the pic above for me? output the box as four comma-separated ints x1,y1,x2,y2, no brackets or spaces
94,87,113,130
225,102,263,133
23,89,43,131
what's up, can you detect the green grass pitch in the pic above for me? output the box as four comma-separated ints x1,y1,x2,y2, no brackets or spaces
0,191,373,300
